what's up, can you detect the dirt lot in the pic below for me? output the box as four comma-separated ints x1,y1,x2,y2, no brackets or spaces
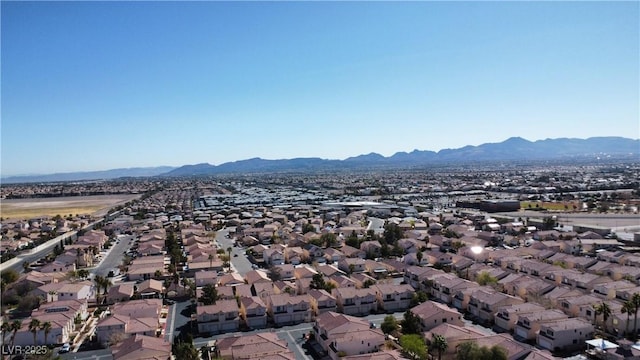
0,194,140,220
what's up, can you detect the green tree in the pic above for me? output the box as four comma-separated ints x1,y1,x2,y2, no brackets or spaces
381,315,398,335
400,334,427,360
320,233,338,248
476,272,498,286
384,223,403,244
172,340,200,360
346,231,360,248
302,223,316,234
198,284,219,305
542,216,556,230
456,341,507,360
400,310,422,335
410,291,429,306
310,273,327,290
200,345,211,360
431,334,448,360
1,269,19,285
77,269,90,280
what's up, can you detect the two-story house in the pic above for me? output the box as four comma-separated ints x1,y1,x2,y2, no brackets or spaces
267,293,311,326
537,318,594,352
197,299,240,335
313,311,385,360
333,288,377,316
372,284,414,313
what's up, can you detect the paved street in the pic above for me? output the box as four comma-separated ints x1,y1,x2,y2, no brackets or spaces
214,228,253,276
165,299,192,342
1,232,78,274
91,234,134,278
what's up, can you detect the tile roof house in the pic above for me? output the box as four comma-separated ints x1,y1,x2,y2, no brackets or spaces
372,284,414,313
559,294,602,318
313,311,385,360
593,280,637,299
107,283,135,304
194,270,218,287
424,323,485,358
431,274,469,304
239,296,268,330
514,309,569,341
494,302,546,333
111,334,171,360
403,266,446,291
451,284,488,311
410,300,464,331
333,287,378,316
475,334,533,360
197,299,240,335
13,299,88,346
468,288,524,325
95,299,163,345
214,332,295,359
308,289,338,316
338,258,366,274
267,293,311,326
536,318,594,353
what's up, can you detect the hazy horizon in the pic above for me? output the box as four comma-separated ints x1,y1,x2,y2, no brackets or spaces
2,2,638,176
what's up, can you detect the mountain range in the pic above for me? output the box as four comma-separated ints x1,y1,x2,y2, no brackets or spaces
2,137,638,183
163,136,639,177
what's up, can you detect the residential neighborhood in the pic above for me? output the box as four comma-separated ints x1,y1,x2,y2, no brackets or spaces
1,164,639,360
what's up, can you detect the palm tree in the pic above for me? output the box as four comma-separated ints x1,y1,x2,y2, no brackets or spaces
632,293,640,340
432,333,448,360
598,302,612,334
208,253,214,269
1,321,10,352
94,275,105,304
28,319,40,346
416,251,423,265
102,277,112,297
9,320,22,349
47,290,58,302
40,321,52,346
163,278,172,299
622,300,635,337
226,247,232,272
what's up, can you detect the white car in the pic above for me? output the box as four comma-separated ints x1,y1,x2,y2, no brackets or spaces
59,343,71,353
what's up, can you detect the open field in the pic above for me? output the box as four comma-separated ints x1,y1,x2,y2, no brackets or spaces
520,201,581,211
0,194,140,220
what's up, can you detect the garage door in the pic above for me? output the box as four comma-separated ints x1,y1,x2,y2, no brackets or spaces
538,337,553,350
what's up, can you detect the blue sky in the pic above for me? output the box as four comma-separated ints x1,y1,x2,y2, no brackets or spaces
2,1,638,176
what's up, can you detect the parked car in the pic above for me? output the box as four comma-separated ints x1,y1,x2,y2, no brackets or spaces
59,343,70,354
